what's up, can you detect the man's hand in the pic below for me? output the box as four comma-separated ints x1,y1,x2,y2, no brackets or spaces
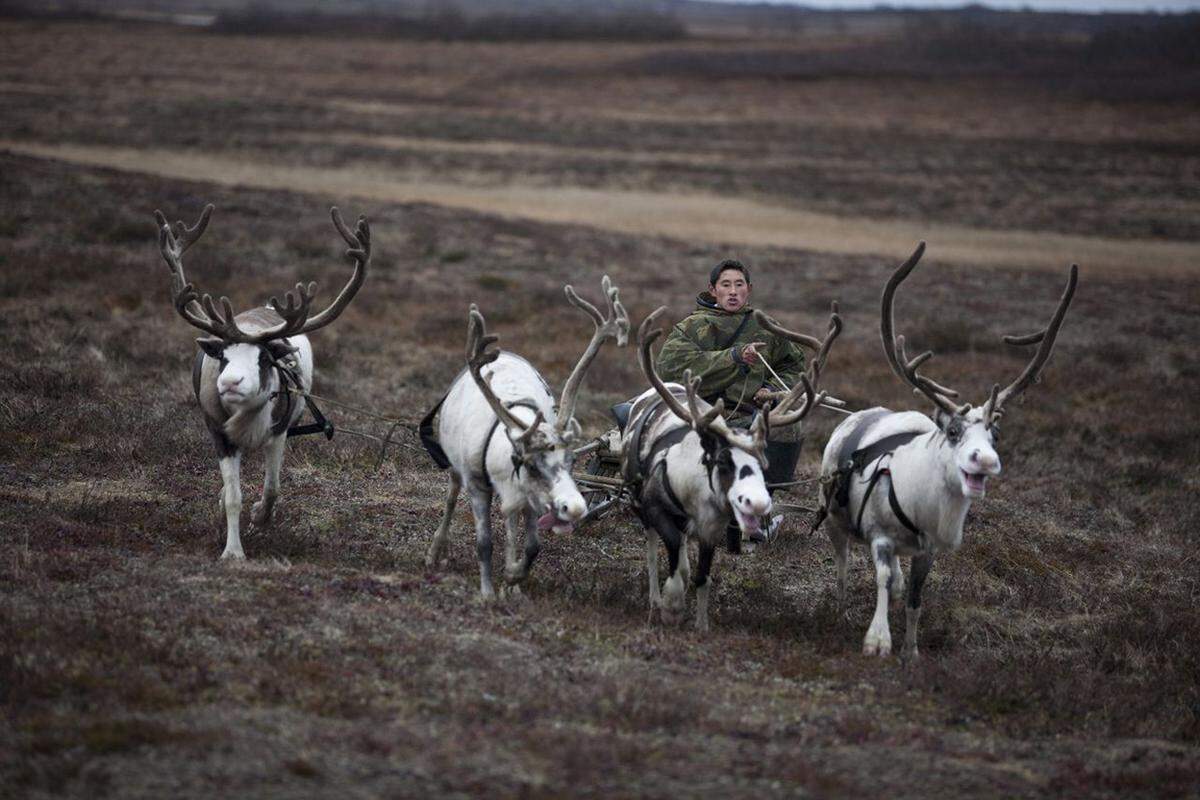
739,341,766,365
753,388,787,407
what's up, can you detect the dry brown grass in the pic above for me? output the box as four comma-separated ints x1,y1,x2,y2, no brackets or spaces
2,17,1200,799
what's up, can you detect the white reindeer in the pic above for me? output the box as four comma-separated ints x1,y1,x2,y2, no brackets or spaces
628,305,840,631
155,203,370,560
818,242,1077,657
425,277,629,601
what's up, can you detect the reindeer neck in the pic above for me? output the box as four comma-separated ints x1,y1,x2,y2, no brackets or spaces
890,433,972,553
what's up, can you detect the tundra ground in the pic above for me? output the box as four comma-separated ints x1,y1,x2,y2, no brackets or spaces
1,18,1199,799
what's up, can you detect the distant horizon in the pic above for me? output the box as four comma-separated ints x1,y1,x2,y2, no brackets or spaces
710,0,1200,12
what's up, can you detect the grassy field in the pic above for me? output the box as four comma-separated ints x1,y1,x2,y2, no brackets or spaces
2,16,1199,798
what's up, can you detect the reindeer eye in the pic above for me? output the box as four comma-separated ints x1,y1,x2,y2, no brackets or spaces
945,418,965,444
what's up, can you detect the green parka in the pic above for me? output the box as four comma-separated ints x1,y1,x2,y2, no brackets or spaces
656,293,806,415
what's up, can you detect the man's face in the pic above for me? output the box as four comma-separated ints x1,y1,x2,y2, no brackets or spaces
710,269,751,312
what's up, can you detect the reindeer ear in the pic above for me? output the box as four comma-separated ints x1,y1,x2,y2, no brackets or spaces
196,337,226,359
561,417,582,444
935,409,965,443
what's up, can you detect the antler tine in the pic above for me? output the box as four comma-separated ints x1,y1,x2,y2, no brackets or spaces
465,304,533,433
880,242,963,416
513,411,546,449
683,370,725,431
768,374,825,427
753,310,822,350
283,207,370,337
155,203,254,341
994,263,1078,411
556,275,631,431
266,281,318,337
638,307,696,426
981,383,1002,429
810,301,843,382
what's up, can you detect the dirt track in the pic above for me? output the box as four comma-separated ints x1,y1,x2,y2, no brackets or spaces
5,140,1196,277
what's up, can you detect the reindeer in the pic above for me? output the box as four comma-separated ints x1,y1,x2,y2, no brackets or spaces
818,242,1077,657
629,304,840,631
424,277,629,601
155,203,370,560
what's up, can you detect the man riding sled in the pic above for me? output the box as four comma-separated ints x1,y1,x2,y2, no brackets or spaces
656,259,807,546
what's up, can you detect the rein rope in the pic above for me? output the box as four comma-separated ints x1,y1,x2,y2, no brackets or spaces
279,384,425,469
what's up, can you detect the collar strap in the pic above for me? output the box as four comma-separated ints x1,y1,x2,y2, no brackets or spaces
854,458,924,544
478,400,544,490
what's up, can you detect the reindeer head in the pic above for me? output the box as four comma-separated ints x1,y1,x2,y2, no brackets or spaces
881,242,1078,499
638,307,838,537
155,204,370,411
466,277,628,533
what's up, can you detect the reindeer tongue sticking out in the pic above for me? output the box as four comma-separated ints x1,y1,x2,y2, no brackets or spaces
537,512,575,534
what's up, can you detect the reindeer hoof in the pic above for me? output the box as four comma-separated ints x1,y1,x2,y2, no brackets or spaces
220,548,246,562
502,584,528,604
477,587,497,606
425,544,446,568
661,603,686,627
504,565,528,585
863,636,892,657
251,499,275,527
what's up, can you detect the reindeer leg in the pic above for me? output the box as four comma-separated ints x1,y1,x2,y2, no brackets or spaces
521,509,542,581
426,472,461,567
827,523,850,607
218,454,244,561
646,508,686,627
863,537,894,656
904,553,934,660
693,541,716,634
502,508,523,585
468,486,497,602
645,529,661,623
890,553,906,602
252,434,286,526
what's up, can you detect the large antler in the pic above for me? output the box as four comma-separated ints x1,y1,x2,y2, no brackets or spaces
466,304,544,445
880,242,967,416
637,308,761,456
753,302,843,426
154,205,369,344
285,207,370,336
155,204,222,334
983,264,1078,427
556,275,630,432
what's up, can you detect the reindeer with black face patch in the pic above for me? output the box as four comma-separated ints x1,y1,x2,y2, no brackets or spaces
155,204,370,560
819,242,1077,657
629,305,840,632
425,277,629,602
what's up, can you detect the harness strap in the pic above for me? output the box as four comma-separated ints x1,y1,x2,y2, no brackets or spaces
852,460,925,545
621,391,680,487
287,393,335,440
837,431,921,506
887,477,924,542
477,400,543,490
269,357,335,440
641,425,692,522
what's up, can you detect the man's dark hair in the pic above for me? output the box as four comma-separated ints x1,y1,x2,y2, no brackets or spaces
709,259,751,287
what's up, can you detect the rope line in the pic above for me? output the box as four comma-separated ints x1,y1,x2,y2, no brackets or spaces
283,386,423,469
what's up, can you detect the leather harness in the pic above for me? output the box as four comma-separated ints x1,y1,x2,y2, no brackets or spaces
477,399,544,490
814,410,926,544
623,393,696,524
269,357,335,440
417,390,544,491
